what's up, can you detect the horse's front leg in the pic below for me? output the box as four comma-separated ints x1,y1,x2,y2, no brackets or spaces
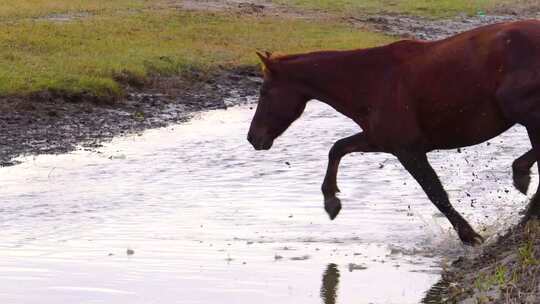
322,132,378,220
396,151,483,246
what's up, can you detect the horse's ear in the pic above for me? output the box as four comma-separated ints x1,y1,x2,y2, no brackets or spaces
256,51,274,78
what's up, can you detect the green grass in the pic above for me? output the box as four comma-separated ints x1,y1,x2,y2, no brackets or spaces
274,0,522,18
518,239,539,267
473,265,510,294
0,8,394,98
0,0,149,19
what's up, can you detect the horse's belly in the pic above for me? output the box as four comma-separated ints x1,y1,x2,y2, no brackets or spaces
423,105,513,150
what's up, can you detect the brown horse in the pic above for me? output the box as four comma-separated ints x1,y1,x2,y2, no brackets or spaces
247,20,540,246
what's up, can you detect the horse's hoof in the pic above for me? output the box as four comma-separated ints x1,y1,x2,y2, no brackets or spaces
471,235,485,247
460,232,484,247
324,197,342,220
521,211,540,225
513,172,531,195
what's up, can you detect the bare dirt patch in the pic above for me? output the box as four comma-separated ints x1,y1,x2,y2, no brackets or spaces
167,0,331,19
36,12,92,22
172,0,270,13
353,14,526,40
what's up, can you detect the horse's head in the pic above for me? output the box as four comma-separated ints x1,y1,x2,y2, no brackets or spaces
247,52,310,150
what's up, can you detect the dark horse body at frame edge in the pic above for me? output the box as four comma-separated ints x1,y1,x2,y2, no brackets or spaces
247,20,540,246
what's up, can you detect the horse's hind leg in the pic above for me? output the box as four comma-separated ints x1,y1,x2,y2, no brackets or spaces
513,149,535,194
496,73,540,218
396,152,483,246
523,128,540,218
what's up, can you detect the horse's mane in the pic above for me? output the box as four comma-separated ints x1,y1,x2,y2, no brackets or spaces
264,40,428,75
260,50,355,79
270,51,342,63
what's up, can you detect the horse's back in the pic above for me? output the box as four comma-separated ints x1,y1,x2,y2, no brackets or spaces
436,20,540,73
399,21,540,150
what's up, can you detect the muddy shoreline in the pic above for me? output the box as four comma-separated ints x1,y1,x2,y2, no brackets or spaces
0,67,260,166
424,221,540,303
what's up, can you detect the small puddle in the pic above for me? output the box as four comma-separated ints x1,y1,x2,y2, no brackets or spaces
0,101,534,303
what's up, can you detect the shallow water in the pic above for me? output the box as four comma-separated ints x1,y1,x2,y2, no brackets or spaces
0,101,536,304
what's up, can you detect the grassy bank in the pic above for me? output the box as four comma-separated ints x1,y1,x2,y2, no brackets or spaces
274,0,533,18
439,221,540,303
0,1,394,99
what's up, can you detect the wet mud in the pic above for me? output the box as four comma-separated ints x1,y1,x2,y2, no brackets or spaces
427,221,540,303
0,68,260,166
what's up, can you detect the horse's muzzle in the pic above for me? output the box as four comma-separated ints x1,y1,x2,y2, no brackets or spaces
247,133,273,150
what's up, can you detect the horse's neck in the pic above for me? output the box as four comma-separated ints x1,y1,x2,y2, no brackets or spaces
290,50,389,123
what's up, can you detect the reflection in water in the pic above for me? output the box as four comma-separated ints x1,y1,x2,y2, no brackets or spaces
321,263,340,304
